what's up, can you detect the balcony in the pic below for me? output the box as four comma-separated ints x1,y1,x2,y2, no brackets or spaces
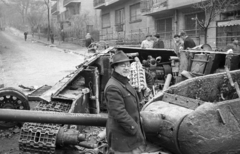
141,0,168,15
51,3,59,15
64,0,80,7
94,0,105,9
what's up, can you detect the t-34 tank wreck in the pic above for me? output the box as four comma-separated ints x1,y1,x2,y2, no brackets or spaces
1,46,240,154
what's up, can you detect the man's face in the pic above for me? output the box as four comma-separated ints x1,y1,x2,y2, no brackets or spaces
233,39,239,45
115,62,131,77
146,36,151,41
174,37,180,42
180,36,185,40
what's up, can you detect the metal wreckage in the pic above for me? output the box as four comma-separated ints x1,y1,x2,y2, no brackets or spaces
1,45,240,154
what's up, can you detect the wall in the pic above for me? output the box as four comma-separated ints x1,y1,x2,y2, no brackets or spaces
100,0,153,44
99,0,219,49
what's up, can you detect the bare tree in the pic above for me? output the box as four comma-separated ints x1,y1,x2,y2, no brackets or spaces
193,0,240,43
27,1,47,35
71,11,93,39
0,0,47,32
1,0,31,24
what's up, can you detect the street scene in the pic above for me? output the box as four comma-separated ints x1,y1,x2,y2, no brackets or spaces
0,0,240,154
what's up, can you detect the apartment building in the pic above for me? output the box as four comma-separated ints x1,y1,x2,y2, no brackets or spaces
95,0,240,49
94,0,155,45
51,0,100,40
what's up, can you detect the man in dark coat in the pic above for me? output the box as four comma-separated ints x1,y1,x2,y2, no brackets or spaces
224,37,240,53
85,33,94,48
104,50,145,153
153,34,164,48
180,31,196,50
24,32,28,41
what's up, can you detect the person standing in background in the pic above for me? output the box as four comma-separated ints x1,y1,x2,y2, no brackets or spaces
85,33,94,48
141,35,153,49
173,34,184,56
224,38,240,53
24,32,28,41
50,31,54,44
153,34,164,48
60,29,65,42
180,31,196,50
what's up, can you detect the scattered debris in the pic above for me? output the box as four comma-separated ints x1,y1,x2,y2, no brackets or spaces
19,85,38,91
0,126,21,139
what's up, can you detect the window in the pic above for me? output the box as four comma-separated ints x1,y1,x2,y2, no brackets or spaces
185,12,205,37
115,8,125,25
115,8,125,32
102,13,110,28
216,24,240,50
156,18,172,39
130,3,141,22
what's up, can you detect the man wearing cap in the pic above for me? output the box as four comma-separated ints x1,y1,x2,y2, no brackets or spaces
153,34,164,48
104,50,145,153
105,50,162,154
180,31,196,50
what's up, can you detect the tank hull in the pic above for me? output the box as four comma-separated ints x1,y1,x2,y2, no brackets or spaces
141,69,240,154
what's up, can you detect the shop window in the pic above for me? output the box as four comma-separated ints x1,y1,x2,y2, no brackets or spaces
102,13,111,28
130,3,141,23
185,12,205,37
216,25,240,50
156,18,172,39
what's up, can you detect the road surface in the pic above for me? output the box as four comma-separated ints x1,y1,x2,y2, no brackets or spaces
0,30,84,88
0,30,85,154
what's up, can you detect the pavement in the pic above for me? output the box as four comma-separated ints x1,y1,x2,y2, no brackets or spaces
0,28,85,88
8,27,89,57
31,35,89,57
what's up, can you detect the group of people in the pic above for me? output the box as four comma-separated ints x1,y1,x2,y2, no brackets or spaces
140,31,197,55
140,34,164,49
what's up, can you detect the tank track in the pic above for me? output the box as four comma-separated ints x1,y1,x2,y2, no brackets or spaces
19,100,72,154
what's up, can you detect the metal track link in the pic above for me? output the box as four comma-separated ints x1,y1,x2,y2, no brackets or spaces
19,100,72,154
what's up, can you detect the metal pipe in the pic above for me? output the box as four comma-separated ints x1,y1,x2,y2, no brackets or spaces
0,109,107,126
163,74,172,91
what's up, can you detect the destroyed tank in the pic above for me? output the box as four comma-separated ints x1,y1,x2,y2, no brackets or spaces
0,46,240,154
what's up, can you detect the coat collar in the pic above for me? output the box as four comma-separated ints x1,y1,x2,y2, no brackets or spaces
112,71,138,99
112,71,129,85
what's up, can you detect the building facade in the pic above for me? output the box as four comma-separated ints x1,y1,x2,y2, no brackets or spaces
94,0,155,45
51,0,100,41
96,0,240,50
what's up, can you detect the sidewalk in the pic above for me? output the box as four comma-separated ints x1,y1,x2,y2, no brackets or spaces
30,35,88,56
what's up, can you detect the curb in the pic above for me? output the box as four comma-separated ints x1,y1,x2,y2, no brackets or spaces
31,38,86,57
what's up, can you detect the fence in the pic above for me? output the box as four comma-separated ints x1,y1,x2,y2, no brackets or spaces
99,27,174,48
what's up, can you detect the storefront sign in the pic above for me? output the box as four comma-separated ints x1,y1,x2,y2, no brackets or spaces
217,20,240,27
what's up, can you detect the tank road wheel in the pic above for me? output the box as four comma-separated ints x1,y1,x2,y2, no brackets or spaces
0,87,30,129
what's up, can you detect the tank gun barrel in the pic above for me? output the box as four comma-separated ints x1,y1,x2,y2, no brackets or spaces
0,109,107,126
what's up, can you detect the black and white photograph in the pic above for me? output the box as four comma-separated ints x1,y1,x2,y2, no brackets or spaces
0,0,240,153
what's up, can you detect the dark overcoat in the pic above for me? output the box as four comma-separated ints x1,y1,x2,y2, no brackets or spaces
184,36,196,50
104,71,145,152
153,39,164,48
